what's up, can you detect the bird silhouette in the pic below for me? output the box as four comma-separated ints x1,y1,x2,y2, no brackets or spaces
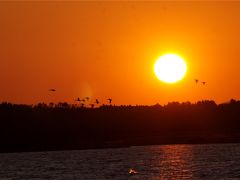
202,81,206,85
194,79,199,84
75,97,81,102
85,97,90,101
90,104,94,108
49,89,56,92
107,98,112,104
95,99,100,104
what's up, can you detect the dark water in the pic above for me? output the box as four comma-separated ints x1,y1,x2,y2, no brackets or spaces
0,144,240,179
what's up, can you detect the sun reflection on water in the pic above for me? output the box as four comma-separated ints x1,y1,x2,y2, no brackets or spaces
157,145,194,179
128,144,194,179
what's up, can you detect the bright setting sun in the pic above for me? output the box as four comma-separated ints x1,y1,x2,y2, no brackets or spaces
154,54,187,84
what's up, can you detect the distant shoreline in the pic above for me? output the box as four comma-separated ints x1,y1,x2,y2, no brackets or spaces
2,141,240,154
0,100,240,153
1,133,240,153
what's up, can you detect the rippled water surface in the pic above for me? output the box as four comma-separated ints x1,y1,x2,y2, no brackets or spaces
0,143,240,179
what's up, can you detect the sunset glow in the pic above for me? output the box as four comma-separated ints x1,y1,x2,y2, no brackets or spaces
1,2,240,105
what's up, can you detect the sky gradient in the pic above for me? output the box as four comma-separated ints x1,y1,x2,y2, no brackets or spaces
1,1,240,105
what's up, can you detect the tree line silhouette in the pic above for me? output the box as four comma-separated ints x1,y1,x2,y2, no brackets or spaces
0,99,240,152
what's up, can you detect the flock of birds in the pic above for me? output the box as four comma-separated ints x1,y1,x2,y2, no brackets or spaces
49,79,206,107
74,97,112,108
194,79,206,85
49,89,112,108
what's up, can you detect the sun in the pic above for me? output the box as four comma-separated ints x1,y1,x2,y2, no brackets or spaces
154,54,187,84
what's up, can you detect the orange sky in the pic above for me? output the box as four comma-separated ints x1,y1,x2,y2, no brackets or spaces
0,1,240,105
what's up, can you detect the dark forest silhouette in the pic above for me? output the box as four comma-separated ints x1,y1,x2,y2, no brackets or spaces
0,99,240,153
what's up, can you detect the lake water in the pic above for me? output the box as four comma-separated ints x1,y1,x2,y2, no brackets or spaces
0,143,240,179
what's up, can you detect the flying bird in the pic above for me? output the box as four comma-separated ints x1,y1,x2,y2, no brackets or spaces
49,89,56,92
107,98,112,104
75,97,81,102
194,79,199,84
202,81,206,85
95,99,100,104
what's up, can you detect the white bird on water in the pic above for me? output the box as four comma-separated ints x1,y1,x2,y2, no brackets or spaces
129,168,138,176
